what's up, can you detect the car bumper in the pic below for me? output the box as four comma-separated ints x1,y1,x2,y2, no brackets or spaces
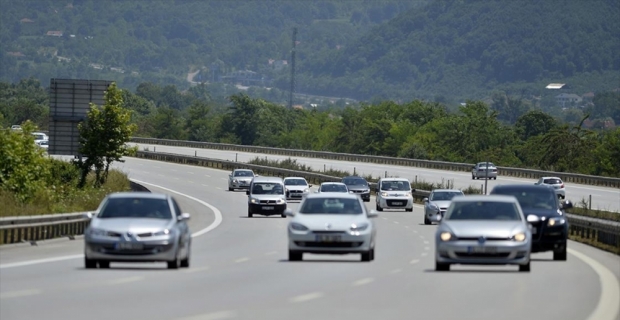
249,203,286,215
84,239,177,261
286,192,308,200
436,240,531,265
474,171,498,178
231,183,250,189
531,224,567,252
288,230,373,254
351,192,371,200
378,197,413,209
425,209,445,222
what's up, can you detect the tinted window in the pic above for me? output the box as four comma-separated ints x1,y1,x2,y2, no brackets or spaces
98,198,172,219
234,170,254,177
543,178,562,184
284,179,307,186
342,178,368,186
252,183,284,195
491,189,557,210
446,201,521,221
300,198,363,215
430,191,463,201
320,184,348,192
380,181,411,191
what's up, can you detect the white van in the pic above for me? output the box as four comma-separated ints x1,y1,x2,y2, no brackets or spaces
375,178,414,212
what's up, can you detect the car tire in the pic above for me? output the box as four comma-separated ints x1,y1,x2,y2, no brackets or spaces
85,256,97,269
289,251,302,261
553,246,567,261
519,262,531,272
361,251,372,262
167,249,180,269
98,261,110,269
370,248,375,261
424,216,431,225
471,174,475,180
228,187,233,191
405,208,413,212
435,261,450,271
248,210,253,218
376,203,383,211
180,243,190,268
494,177,497,180
281,213,286,218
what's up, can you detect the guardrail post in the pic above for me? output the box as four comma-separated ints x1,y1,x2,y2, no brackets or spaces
589,195,592,210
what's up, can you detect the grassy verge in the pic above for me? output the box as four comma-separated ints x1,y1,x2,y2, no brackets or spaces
569,235,620,255
1,168,131,217
566,198,620,222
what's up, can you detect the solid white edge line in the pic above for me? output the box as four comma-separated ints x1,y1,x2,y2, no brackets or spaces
0,179,223,270
568,248,620,320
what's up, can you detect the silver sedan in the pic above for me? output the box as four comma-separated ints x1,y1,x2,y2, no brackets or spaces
84,192,192,269
472,162,498,180
435,195,532,272
285,193,378,262
423,189,464,224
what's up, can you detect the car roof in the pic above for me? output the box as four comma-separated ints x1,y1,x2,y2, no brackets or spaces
432,189,463,193
452,195,517,203
540,176,562,180
107,192,169,200
252,176,283,183
492,184,555,192
304,192,359,200
342,176,366,179
284,177,306,180
233,168,253,172
321,182,346,185
379,178,409,182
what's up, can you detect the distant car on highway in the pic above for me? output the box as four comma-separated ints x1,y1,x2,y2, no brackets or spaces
228,168,256,191
534,176,566,199
246,176,287,218
423,189,464,225
284,177,312,201
375,177,414,212
435,195,532,272
36,140,49,151
84,192,192,269
317,182,349,194
32,132,48,144
490,184,572,260
341,176,371,202
285,192,378,262
10,125,21,131
472,162,498,180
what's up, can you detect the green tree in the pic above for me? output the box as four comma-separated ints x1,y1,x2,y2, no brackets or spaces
515,110,557,140
77,83,137,187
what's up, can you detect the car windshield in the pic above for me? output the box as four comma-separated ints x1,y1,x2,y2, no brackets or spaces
446,201,521,221
284,179,307,186
543,178,562,184
299,198,363,215
380,181,411,191
98,198,172,219
342,178,367,186
492,189,557,210
234,170,253,177
252,183,284,195
430,191,463,201
320,184,348,192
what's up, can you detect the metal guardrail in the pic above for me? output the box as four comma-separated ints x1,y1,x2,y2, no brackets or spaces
566,213,620,250
0,213,90,245
129,137,620,188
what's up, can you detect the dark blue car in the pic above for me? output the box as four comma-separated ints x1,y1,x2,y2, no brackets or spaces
490,184,573,260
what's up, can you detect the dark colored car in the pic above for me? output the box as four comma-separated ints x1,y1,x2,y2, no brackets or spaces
341,176,371,202
490,184,573,260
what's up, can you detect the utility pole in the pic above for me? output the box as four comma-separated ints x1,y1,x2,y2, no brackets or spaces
288,27,297,109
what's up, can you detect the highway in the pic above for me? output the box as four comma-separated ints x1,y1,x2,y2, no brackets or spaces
1,156,619,320
132,143,620,212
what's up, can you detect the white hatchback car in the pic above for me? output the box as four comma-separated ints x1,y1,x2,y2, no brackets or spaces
284,177,312,200
317,182,349,194
534,177,566,199
285,193,378,262
375,178,414,212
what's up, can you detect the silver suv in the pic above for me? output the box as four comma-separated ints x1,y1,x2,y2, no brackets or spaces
247,176,287,218
375,178,414,212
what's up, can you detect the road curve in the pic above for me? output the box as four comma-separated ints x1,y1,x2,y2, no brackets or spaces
132,143,620,212
0,157,618,320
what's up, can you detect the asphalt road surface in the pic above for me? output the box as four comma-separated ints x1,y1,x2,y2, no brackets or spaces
132,143,620,212
1,157,618,320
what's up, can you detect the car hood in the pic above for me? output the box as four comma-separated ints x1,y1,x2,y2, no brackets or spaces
429,200,452,209
285,186,309,191
380,190,411,196
346,185,370,191
441,221,526,238
91,218,172,233
250,194,286,200
521,208,563,218
294,214,368,231
233,177,253,182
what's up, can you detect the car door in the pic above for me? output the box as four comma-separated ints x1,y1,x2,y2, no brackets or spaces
172,199,190,252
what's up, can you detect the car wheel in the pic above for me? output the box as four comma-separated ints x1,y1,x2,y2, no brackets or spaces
494,177,497,180
180,243,190,268
167,250,180,269
228,187,233,191
370,248,375,261
519,261,531,272
553,246,567,261
361,251,372,262
98,261,110,269
376,203,383,211
281,213,286,218
289,251,302,261
435,261,450,271
405,208,413,212
424,216,431,225
248,209,253,218
85,256,97,269
471,174,475,180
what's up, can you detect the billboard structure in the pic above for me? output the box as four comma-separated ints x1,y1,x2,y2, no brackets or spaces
48,79,113,156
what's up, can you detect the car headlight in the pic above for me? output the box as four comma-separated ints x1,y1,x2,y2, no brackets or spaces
276,198,285,204
88,228,107,236
153,229,171,236
233,179,238,183
363,189,370,193
250,198,259,204
406,192,412,197
350,223,369,231
285,188,289,192
512,232,526,242
547,217,566,227
429,203,439,211
290,222,308,231
304,188,309,193
439,232,453,241
381,192,388,197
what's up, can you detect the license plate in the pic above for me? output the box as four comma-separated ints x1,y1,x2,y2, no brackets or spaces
391,202,402,205
115,242,144,250
262,206,274,210
468,246,497,253
315,235,342,242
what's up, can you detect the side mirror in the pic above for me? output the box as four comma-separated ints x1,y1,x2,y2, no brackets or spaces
526,215,540,223
309,184,313,188
255,174,260,177
284,209,294,217
178,213,191,221
562,200,573,210
368,210,379,218
423,197,429,203
246,190,250,195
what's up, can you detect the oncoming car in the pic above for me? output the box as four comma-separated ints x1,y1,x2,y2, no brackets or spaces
228,169,256,191
285,193,378,262
341,176,371,202
84,192,192,269
317,182,349,194
375,178,414,212
247,176,287,217
434,195,532,272
284,177,312,200
423,189,464,225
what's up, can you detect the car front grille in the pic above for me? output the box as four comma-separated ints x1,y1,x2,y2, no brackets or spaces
456,237,511,241
259,200,277,204
312,231,347,235
92,243,174,255
386,200,407,207
454,252,511,258
294,241,363,248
